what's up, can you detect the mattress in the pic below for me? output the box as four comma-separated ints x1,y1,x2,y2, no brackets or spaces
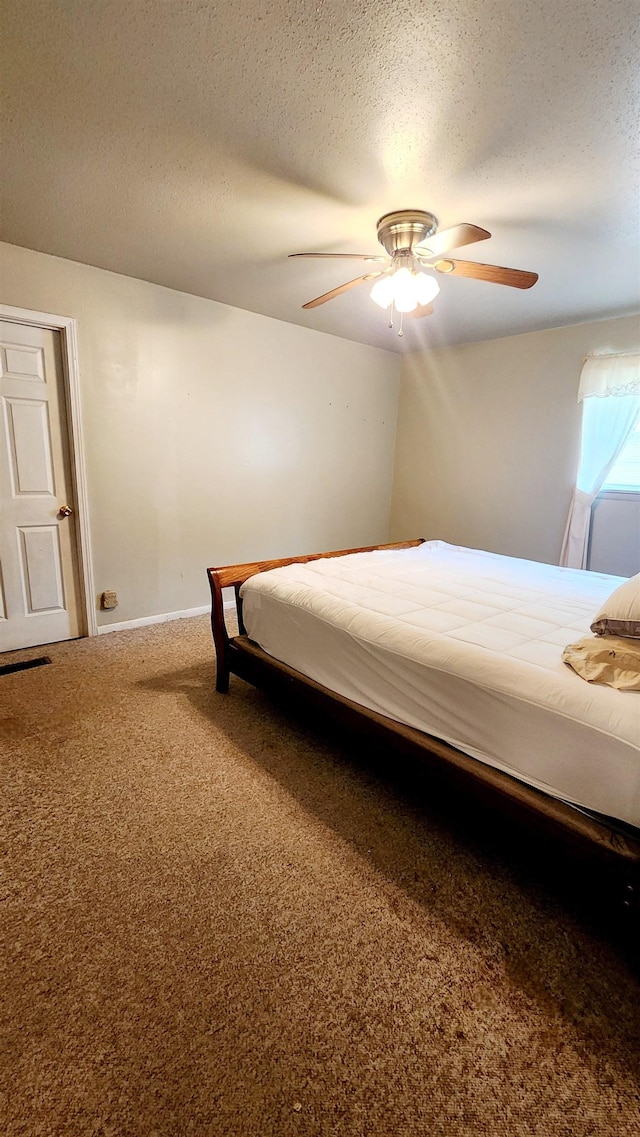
240,541,640,828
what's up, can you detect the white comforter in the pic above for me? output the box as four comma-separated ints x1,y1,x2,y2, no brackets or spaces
240,541,640,827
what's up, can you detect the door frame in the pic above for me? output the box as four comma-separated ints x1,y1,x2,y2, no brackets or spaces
0,303,97,638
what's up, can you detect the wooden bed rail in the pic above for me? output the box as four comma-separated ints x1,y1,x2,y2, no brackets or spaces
207,538,424,693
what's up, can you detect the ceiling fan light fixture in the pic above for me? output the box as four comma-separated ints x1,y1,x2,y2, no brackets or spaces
370,268,439,313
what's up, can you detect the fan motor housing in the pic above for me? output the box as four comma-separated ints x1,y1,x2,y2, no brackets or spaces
376,210,438,256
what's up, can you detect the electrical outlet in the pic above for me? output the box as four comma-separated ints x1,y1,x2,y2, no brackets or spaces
101,590,118,610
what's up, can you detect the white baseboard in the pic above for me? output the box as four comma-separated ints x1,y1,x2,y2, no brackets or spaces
97,600,235,635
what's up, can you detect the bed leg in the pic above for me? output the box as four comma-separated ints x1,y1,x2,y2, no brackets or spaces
216,665,230,695
207,568,231,694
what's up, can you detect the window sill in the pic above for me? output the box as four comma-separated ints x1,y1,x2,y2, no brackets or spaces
597,489,640,502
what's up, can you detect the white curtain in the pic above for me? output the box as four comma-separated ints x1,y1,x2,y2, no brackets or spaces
560,353,640,569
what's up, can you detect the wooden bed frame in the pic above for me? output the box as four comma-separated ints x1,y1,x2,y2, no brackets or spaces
207,539,640,928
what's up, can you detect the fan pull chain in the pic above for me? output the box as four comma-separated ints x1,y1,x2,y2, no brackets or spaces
387,302,405,336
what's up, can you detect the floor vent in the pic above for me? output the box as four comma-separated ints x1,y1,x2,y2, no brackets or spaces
0,655,52,677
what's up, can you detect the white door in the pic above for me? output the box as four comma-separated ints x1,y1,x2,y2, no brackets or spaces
0,321,82,651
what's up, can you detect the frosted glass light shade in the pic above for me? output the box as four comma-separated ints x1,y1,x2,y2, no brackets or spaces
414,272,440,306
393,267,420,312
370,275,396,309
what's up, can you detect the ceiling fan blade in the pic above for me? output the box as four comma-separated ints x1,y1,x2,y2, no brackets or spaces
301,271,384,309
289,252,388,262
405,303,434,319
416,223,491,257
433,259,538,289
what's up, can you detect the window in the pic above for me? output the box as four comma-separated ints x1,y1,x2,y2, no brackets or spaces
601,419,640,491
560,353,640,568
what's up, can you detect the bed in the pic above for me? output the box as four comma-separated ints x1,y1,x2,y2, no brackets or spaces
207,539,640,924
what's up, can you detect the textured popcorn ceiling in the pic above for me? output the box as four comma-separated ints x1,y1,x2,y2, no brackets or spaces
1,0,638,352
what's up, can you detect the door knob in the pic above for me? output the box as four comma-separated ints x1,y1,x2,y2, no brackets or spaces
58,505,73,518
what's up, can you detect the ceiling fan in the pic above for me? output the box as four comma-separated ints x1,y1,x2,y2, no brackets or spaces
289,209,538,335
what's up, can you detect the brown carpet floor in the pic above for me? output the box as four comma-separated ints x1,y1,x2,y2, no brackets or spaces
1,616,639,1136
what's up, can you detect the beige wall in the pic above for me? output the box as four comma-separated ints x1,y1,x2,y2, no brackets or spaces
0,242,400,626
390,314,640,565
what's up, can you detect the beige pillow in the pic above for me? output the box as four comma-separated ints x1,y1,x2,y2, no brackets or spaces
562,635,640,691
590,573,640,638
